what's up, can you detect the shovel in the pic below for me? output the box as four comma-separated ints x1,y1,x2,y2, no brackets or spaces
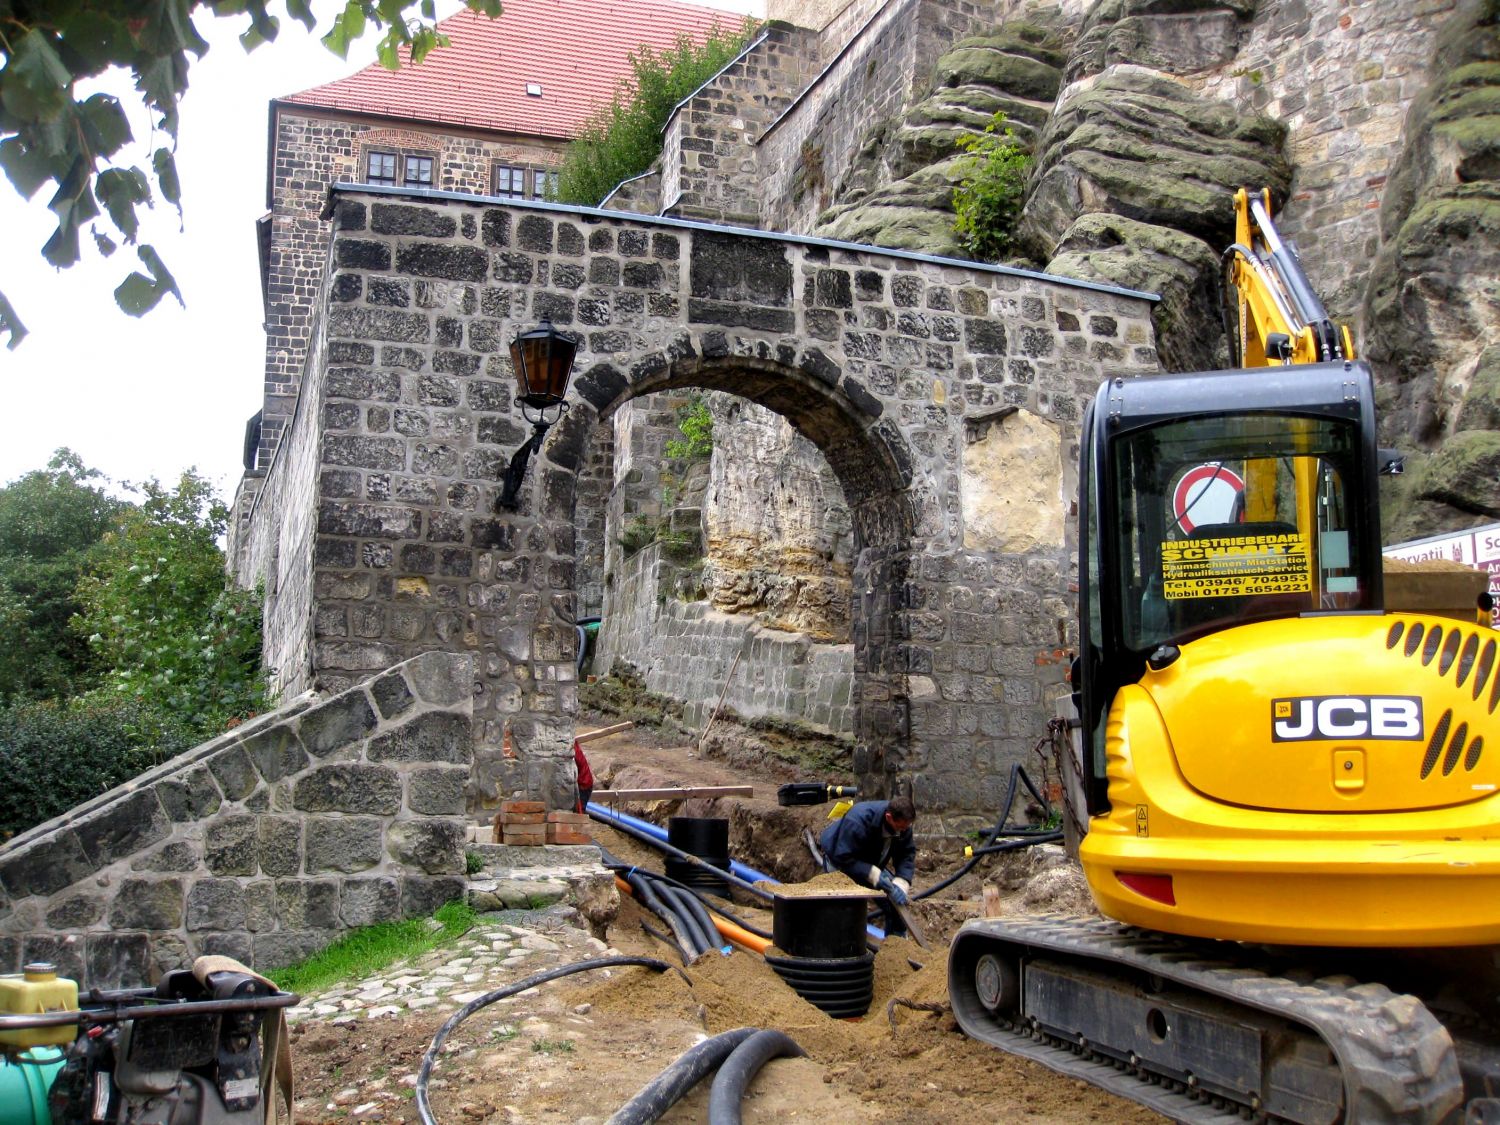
889,896,929,949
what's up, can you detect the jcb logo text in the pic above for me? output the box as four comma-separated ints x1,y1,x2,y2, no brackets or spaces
1271,696,1423,742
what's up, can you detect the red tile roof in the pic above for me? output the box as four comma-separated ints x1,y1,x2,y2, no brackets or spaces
281,0,749,140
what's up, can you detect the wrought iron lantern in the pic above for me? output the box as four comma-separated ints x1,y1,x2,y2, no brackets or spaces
496,319,575,511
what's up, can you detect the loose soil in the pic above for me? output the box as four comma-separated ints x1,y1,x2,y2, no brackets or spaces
288,716,1162,1123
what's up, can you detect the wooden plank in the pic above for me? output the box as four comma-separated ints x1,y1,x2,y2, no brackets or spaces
576,721,635,744
592,785,755,801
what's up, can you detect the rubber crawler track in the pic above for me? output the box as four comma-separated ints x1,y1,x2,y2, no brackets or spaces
950,916,1464,1124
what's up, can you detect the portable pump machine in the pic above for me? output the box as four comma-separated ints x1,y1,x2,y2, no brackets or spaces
0,960,296,1125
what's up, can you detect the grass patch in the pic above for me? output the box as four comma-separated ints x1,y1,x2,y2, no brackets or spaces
266,899,477,995
532,1038,575,1054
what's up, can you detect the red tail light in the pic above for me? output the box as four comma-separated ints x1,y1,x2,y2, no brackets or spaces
1116,871,1176,905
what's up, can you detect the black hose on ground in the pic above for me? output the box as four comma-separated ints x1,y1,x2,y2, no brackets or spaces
914,763,1056,901
606,1027,760,1125
588,807,775,902
416,956,678,1125
706,1029,808,1125
639,920,687,964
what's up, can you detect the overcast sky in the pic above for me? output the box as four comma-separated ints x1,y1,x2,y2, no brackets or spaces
0,0,762,500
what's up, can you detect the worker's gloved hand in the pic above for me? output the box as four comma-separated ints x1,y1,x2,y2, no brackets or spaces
893,877,911,897
878,872,909,906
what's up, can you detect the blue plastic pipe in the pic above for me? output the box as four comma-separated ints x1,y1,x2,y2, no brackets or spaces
586,803,886,940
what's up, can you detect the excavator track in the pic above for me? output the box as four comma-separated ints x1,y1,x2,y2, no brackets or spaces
949,916,1465,1124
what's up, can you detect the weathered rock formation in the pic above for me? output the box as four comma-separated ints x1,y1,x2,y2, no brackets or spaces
1363,0,1500,536
813,24,1069,256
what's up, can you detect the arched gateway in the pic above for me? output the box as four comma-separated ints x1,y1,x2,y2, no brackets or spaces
235,185,1157,821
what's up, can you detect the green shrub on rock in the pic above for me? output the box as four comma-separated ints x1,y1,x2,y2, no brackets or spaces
952,113,1033,260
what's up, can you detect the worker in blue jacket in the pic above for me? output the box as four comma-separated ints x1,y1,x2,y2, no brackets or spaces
819,796,917,937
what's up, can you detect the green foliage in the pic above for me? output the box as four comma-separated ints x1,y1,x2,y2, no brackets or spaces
0,451,127,702
465,848,486,875
664,398,713,461
555,22,758,205
74,470,267,740
617,516,659,557
266,899,477,994
0,0,502,349
951,113,1032,261
0,695,195,838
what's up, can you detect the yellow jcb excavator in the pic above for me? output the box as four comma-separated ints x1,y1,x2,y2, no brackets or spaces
949,190,1500,1123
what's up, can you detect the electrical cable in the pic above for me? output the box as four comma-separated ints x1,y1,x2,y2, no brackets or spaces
415,956,678,1125
706,1029,807,1125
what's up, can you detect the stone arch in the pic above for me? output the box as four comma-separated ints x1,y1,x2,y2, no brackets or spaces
542,338,920,796
236,188,1161,828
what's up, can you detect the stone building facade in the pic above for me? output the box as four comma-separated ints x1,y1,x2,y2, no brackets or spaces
233,186,1156,820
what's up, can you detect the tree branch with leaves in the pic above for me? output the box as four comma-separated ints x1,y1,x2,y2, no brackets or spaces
0,0,500,350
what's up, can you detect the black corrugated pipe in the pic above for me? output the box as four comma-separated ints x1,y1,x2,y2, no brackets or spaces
658,883,715,957
707,1030,807,1125
417,957,678,1125
606,1027,761,1125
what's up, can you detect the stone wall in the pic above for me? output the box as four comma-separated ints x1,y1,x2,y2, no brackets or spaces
0,652,473,988
233,185,1157,817
599,540,856,735
1188,0,1460,325
260,107,564,473
659,24,818,226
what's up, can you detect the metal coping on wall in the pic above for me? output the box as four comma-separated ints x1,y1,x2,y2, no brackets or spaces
325,181,1162,303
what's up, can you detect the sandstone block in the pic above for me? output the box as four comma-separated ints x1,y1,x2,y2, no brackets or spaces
341,877,402,927
187,879,247,932
294,765,402,815
276,880,341,930
367,712,471,765
110,878,185,930
298,691,379,757
388,820,466,874
74,790,170,868
305,816,384,873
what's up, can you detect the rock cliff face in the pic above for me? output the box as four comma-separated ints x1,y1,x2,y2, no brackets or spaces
1364,0,1500,534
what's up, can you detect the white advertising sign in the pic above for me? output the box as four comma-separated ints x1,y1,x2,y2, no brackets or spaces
1384,522,1500,628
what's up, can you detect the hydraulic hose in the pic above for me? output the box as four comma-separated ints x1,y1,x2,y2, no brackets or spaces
606,1027,760,1125
967,830,1063,857
416,956,678,1125
914,763,1055,901
706,1029,807,1125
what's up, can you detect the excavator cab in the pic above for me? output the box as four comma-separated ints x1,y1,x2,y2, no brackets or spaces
1076,360,1385,815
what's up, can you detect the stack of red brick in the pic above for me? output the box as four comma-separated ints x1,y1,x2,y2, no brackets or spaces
493,801,591,845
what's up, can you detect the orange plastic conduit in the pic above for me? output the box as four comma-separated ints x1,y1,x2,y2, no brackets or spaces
614,876,770,954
